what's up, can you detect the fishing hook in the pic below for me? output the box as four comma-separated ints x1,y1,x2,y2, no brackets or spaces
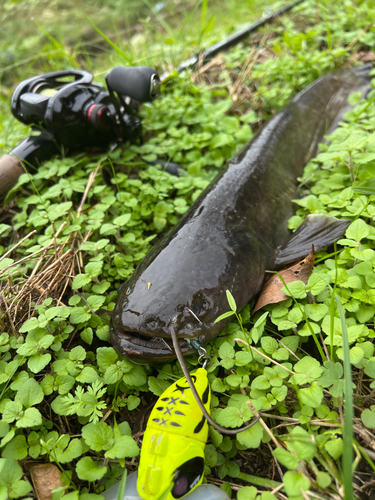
197,346,210,370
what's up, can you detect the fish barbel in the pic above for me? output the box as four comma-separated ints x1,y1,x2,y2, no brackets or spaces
110,65,371,363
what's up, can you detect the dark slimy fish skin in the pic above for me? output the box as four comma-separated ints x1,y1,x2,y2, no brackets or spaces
110,65,371,364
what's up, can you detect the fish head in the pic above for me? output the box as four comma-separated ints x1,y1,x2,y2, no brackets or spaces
110,269,224,363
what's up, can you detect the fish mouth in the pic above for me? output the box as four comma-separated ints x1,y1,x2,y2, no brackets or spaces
109,324,196,364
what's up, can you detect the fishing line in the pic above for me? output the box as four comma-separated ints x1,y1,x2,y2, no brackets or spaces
169,322,262,435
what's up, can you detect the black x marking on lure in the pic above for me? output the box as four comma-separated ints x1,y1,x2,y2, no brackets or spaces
164,407,172,416
160,418,168,426
168,396,179,406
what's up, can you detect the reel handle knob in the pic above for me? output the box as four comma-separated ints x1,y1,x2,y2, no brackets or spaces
106,66,161,102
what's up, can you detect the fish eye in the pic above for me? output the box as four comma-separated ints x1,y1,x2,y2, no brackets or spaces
190,303,201,315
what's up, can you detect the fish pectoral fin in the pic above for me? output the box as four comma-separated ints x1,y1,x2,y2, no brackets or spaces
274,214,350,266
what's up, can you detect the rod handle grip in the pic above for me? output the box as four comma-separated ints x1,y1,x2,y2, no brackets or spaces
0,154,25,201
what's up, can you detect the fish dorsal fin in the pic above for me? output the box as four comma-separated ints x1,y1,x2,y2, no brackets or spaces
275,214,350,266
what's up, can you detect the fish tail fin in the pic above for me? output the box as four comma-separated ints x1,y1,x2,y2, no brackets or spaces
274,214,350,266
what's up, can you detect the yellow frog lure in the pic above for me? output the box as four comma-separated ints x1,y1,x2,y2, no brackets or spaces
137,367,211,500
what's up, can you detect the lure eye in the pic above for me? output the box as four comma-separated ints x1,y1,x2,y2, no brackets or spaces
172,476,189,497
171,457,204,499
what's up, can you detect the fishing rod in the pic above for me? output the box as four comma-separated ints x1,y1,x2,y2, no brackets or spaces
160,0,307,81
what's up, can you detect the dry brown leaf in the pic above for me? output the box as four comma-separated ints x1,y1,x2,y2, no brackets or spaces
357,51,375,62
253,246,315,313
30,464,64,500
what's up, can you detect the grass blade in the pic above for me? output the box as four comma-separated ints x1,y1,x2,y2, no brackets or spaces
141,0,175,38
335,294,354,500
108,157,121,194
329,241,338,360
238,471,281,489
116,468,127,500
201,0,208,31
74,0,132,63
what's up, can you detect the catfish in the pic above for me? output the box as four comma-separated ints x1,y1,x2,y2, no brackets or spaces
110,65,371,363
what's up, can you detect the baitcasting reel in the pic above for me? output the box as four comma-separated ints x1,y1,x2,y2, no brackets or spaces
0,66,161,200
